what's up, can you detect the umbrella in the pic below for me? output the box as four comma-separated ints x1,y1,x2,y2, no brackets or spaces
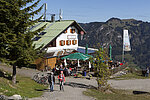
64,59,67,66
61,52,89,60
78,59,81,67
89,61,91,68
109,44,112,61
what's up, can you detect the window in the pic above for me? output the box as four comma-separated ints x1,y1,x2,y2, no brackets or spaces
64,29,67,33
33,37,41,41
59,40,65,46
70,29,75,33
66,40,71,45
72,40,77,45
39,32,46,35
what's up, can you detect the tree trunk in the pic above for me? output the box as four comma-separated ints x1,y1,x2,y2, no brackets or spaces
97,77,100,89
12,65,16,84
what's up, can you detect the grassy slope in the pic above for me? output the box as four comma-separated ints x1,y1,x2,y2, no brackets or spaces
0,76,47,98
84,89,150,100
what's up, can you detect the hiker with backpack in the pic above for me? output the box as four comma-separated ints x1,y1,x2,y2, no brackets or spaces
58,71,65,91
48,72,55,92
145,67,149,77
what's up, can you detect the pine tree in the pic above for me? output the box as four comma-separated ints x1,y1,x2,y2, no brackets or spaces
0,0,46,84
91,47,110,89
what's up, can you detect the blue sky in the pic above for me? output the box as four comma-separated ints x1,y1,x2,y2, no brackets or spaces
36,0,150,23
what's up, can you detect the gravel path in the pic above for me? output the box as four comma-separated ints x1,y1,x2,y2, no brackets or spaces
29,77,96,100
108,79,150,92
0,64,96,100
1,64,150,99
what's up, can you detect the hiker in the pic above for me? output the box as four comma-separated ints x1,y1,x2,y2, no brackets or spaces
142,68,145,77
69,67,72,76
48,72,55,92
68,67,72,76
58,71,65,91
45,65,48,71
59,63,64,73
145,67,149,77
60,63,63,68
64,67,68,76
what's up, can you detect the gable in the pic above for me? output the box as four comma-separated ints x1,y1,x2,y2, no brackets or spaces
32,20,86,49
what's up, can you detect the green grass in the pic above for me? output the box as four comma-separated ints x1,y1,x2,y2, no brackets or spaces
0,76,48,98
83,88,150,100
111,73,150,80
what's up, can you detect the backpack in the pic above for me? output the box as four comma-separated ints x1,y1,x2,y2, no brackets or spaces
59,74,64,82
48,74,53,83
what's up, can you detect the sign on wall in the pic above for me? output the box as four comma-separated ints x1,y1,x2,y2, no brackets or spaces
67,35,76,39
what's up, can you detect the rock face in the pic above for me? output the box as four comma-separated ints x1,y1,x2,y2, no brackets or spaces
0,95,7,100
79,18,150,68
110,70,128,78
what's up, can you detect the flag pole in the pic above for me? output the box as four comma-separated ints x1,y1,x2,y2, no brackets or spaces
122,45,124,63
122,30,124,63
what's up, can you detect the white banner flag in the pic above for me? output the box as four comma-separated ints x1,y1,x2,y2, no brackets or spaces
123,30,131,51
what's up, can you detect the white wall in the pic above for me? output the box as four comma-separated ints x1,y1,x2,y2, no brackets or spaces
46,26,80,53
56,26,78,49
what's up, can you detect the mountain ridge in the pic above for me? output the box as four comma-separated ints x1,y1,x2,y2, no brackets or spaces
79,18,150,68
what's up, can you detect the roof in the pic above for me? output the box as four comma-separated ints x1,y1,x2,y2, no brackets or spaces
77,46,98,54
32,20,86,49
77,48,96,54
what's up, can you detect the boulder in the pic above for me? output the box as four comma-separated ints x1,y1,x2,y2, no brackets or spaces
8,94,22,100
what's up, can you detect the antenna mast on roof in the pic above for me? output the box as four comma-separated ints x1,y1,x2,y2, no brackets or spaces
44,3,47,22
59,9,63,21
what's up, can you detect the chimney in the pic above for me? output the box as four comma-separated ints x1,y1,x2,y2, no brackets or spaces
51,14,55,22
